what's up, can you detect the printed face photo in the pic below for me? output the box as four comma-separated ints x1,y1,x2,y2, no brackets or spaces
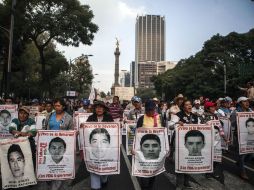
48,137,66,164
0,110,11,127
214,127,221,142
140,134,161,160
89,128,110,159
246,118,254,135
8,144,25,178
184,130,205,156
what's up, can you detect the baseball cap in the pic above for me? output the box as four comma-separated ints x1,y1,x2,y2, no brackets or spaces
204,101,216,109
237,97,249,103
145,100,156,111
133,96,142,103
19,107,30,115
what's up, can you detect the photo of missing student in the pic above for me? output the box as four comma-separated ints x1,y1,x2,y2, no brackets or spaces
126,121,136,155
218,117,231,150
0,105,18,138
36,130,76,180
237,112,254,154
132,127,169,177
175,124,213,174
0,137,37,189
81,122,121,175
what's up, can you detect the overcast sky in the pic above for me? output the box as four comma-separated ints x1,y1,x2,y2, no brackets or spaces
57,0,254,93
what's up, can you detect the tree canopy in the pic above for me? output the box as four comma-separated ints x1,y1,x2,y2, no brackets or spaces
153,29,254,101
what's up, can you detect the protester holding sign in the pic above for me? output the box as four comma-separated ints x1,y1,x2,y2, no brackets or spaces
44,98,73,131
0,138,37,189
86,101,114,190
43,98,74,190
230,97,254,180
168,99,198,189
128,96,145,121
134,100,162,190
9,107,37,169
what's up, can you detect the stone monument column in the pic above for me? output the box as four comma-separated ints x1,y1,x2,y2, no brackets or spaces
114,38,120,86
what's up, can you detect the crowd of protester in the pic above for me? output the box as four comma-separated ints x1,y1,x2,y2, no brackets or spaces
0,81,254,190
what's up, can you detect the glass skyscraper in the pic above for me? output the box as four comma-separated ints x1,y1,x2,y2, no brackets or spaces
134,15,165,88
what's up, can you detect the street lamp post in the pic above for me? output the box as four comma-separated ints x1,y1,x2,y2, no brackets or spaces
68,54,93,96
205,59,227,95
6,0,16,96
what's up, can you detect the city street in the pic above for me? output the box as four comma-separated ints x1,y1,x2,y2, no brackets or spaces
16,135,253,190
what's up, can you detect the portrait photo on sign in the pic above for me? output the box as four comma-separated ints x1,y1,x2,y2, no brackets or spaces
237,114,254,147
175,124,213,174
47,137,69,164
36,130,76,180
82,123,120,175
134,130,168,162
132,128,169,177
184,130,205,156
84,127,119,161
0,138,37,188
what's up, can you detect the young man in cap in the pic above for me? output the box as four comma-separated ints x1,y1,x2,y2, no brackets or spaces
9,107,37,169
230,97,254,180
192,99,204,117
128,96,145,120
135,100,162,190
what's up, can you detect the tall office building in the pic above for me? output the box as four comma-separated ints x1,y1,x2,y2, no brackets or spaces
135,15,165,88
130,61,135,87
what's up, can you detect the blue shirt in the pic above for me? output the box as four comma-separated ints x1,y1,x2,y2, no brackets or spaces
49,112,63,130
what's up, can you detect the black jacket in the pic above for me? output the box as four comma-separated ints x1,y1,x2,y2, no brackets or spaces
86,112,114,122
176,110,198,124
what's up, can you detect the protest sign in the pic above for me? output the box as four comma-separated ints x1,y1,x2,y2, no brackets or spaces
35,114,46,130
175,124,213,174
132,127,169,177
0,105,18,138
76,113,92,150
125,120,136,155
23,106,39,119
237,112,254,154
36,130,76,180
0,137,37,189
81,122,120,175
219,117,231,149
209,120,222,162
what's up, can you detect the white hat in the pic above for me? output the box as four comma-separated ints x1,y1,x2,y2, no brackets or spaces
237,97,249,103
194,99,200,104
152,97,159,101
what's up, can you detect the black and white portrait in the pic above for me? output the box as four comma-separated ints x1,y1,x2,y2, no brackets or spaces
184,130,205,156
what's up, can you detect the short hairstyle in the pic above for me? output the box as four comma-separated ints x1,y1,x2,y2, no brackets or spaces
183,99,192,106
49,137,66,149
53,98,66,108
246,118,254,127
140,134,161,147
113,96,119,100
89,128,110,144
45,100,53,106
184,130,205,144
0,110,11,117
7,144,25,162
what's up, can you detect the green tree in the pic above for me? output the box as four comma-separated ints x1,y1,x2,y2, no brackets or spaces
17,0,98,94
153,29,254,100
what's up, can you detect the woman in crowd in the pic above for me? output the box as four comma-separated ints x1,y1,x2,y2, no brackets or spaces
134,100,162,190
201,101,228,183
86,101,114,190
230,97,254,180
168,99,198,189
44,98,74,190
